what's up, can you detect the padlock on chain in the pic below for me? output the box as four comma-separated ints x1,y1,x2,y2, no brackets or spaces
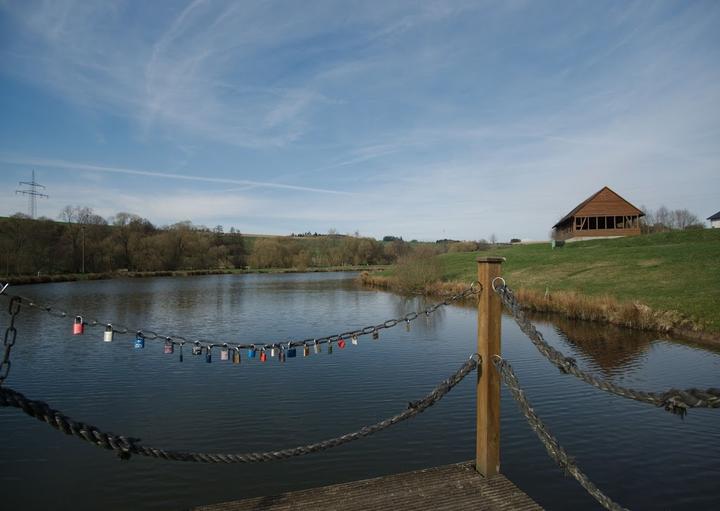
327,341,333,354
134,331,145,349
278,346,286,363
405,320,411,332
287,342,297,358
269,345,278,358
103,324,114,342
247,345,257,359
192,342,203,356
179,343,184,362
313,340,321,354
220,344,229,361
351,335,358,346
372,329,379,340
232,347,241,364
164,340,174,355
338,338,346,349
206,345,213,363
303,344,310,357
260,348,267,362
73,316,84,335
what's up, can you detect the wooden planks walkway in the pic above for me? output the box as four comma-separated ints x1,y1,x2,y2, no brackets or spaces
194,462,543,511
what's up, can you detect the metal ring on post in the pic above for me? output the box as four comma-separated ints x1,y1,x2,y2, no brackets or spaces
491,277,506,292
469,280,482,292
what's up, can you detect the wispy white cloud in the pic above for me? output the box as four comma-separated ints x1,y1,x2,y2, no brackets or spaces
1,1,719,240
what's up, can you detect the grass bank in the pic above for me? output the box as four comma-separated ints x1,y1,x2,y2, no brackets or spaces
360,229,720,339
4,265,385,286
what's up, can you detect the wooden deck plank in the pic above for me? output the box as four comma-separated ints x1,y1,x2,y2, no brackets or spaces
194,462,543,511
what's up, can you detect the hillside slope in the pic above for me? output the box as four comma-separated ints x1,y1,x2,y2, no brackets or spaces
438,230,720,332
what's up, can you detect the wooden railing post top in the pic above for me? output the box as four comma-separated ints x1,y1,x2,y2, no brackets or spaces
476,257,506,264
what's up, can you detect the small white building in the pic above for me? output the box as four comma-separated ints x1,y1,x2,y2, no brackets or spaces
708,211,720,228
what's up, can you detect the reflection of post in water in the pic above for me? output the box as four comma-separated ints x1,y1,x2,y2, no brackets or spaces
529,312,657,374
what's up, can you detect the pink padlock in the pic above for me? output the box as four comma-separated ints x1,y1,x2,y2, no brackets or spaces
73,316,84,335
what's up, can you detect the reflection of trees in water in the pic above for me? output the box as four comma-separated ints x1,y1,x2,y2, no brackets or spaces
392,295,446,334
528,311,657,375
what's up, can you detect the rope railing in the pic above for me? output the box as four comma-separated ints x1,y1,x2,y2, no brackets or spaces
493,355,628,511
493,280,720,416
0,282,480,356
0,353,479,463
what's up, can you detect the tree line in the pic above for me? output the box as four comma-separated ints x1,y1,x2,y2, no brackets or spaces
639,205,704,233
0,207,246,275
0,207,414,276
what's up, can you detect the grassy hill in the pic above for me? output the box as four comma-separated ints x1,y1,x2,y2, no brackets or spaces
373,229,720,334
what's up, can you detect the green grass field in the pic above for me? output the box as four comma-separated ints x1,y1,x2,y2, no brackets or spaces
436,230,720,332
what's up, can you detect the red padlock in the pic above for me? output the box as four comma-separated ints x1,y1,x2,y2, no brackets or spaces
260,349,267,362
338,338,346,349
73,316,84,335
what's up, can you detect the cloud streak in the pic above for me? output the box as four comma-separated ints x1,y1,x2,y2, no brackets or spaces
0,155,359,196
1,1,719,239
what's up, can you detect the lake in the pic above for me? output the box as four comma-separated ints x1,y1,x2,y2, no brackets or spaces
0,272,718,510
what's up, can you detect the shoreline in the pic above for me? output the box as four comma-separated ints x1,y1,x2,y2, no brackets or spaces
2,266,384,286
358,272,720,346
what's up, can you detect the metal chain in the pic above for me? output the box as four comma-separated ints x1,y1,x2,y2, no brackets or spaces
493,355,629,511
494,282,720,416
0,353,479,463
0,282,480,354
1,296,22,386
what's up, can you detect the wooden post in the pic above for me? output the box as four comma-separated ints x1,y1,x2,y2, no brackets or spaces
476,257,504,477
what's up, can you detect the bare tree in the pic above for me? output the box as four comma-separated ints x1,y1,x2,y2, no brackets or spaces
671,209,700,230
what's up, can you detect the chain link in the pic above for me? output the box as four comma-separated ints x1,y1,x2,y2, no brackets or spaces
493,355,628,511
0,283,480,355
495,282,720,415
1,296,22,385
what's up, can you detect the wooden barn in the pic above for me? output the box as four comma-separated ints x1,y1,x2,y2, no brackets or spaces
552,186,645,241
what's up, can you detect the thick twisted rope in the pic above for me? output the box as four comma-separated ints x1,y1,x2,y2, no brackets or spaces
494,356,629,511
495,283,720,416
0,354,479,463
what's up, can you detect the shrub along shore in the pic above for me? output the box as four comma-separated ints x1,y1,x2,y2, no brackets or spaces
3,265,386,286
359,229,720,343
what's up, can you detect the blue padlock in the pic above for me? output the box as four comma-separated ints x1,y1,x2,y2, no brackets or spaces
287,342,297,358
247,345,256,359
134,331,145,349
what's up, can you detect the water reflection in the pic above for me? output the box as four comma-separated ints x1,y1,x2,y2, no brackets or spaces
2,273,718,511
526,311,720,378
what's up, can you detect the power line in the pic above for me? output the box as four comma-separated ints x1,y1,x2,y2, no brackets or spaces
15,170,48,218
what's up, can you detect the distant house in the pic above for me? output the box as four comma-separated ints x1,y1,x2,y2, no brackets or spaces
708,211,720,229
552,186,645,241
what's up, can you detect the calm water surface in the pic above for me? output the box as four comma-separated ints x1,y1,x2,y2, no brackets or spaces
0,273,718,510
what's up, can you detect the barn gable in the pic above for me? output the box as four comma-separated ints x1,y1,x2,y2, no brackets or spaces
553,186,645,241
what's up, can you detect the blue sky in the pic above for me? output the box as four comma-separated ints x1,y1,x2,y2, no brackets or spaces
1,1,718,241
